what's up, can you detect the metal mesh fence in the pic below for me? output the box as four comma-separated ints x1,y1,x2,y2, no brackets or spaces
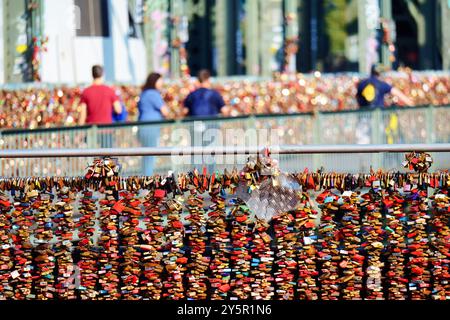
1,106,449,176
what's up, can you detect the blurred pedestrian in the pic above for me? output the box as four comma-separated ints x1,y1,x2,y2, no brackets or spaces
79,65,122,125
356,64,413,108
183,69,227,117
356,65,412,156
138,72,169,175
112,88,128,123
183,69,227,172
79,65,122,148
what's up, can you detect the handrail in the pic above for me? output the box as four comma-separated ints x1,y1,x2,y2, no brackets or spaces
0,103,446,136
1,144,449,158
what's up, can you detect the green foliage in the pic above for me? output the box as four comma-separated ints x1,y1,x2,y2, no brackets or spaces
324,0,348,55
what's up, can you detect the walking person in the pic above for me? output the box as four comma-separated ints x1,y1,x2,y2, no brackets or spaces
138,72,169,175
79,65,122,148
356,64,413,109
183,69,226,117
183,70,228,171
356,65,413,143
356,64,413,169
112,87,128,123
79,65,122,125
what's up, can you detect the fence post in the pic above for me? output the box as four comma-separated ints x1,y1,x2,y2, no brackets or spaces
248,115,257,164
371,108,383,170
425,105,436,173
85,126,97,175
425,105,435,143
313,112,323,171
87,126,98,149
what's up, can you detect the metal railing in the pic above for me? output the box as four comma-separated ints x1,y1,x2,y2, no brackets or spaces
2,144,450,157
1,142,448,172
1,105,449,176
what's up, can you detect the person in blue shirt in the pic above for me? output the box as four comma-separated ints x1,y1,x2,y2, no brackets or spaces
183,69,227,117
356,65,413,148
112,88,128,123
356,64,413,108
183,70,228,172
138,72,169,175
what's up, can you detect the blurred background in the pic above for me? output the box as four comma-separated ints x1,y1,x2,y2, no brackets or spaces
0,0,449,177
0,0,449,84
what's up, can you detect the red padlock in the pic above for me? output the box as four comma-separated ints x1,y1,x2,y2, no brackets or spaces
154,189,166,198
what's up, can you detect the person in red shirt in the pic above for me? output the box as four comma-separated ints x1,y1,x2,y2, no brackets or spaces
79,65,122,125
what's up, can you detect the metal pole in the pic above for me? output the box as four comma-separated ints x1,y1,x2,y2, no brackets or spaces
312,112,323,169
3,0,27,82
143,0,169,74
442,0,450,70
89,125,98,149
426,105,436,144
358,0,368,73
380,0,392,69
169,0,182,78
373,108,383,168
28,0,43,81
259,0,280,76
215,0,228,76
226,0,237,75
1,144,449,158
310,0,319,71
245,0,260,76
284,0,298,39
284,0,299,72
358,0,380,73
142,0,153,72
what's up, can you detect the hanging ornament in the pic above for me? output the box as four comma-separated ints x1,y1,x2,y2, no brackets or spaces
31,36,48,82
380,18,396,64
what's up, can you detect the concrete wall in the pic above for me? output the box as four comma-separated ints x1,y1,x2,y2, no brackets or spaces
41,0,147,84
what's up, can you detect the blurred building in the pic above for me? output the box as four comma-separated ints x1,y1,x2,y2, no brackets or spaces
0,0,449,84
0,0,146,84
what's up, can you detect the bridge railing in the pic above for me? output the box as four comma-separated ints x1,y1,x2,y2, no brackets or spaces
1,105,449,176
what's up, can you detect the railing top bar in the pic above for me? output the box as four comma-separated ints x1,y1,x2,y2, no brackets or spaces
278,144,450,154
0,144,449,158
